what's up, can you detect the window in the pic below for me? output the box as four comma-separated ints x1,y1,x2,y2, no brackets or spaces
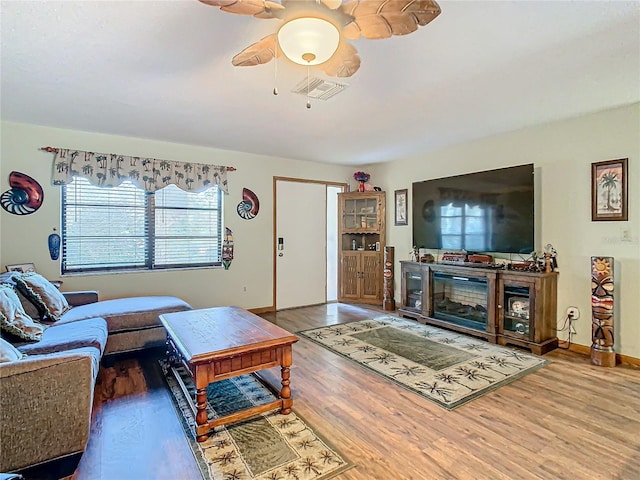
440,203,490,251
62,177,223,273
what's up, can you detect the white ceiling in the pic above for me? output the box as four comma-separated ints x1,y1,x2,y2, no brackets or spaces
1,1,639,166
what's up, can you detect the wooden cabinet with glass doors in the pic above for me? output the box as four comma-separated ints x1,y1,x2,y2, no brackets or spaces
338,192,386,304
496,270,558,355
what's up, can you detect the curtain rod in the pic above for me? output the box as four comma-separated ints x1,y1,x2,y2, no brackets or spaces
40,146,237,171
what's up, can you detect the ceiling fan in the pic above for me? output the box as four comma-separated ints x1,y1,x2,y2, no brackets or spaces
198,0,441,77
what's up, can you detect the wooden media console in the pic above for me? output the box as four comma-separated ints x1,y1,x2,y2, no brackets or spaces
399,262,558,355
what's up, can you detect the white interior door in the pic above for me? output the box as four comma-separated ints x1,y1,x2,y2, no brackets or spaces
276,180,327,310
326,186,341,302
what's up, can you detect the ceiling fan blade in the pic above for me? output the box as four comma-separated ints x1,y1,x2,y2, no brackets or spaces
231,34,277,67
382,12,419,36
402,0,441,26
342,0,440,16
340,0,376,17
320,0,343,9
340,0,440,39
199,0,237,6
342,21,361,40
351,14,393,39
320,41,361,77
198,0,284,18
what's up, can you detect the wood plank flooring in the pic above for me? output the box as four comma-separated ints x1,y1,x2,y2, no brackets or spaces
66,303,639,480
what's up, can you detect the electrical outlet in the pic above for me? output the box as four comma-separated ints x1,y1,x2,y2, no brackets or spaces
566,307,580,320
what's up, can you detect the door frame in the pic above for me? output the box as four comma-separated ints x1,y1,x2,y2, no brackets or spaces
273,177,346,311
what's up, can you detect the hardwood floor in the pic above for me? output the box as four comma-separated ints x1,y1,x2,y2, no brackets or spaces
65,303,638,480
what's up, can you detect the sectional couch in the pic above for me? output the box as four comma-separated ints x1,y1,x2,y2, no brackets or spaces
0,272,191,473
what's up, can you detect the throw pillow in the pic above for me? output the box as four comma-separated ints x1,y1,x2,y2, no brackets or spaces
0,337,25,363
0,272,43,321
13,272,71,322
0,284,45,341
14,287,43,321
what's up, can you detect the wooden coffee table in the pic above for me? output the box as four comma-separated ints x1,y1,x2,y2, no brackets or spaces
160,306,299,442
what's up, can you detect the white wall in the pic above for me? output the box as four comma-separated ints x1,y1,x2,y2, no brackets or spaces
372,103,640,358
0,122,352,310
2,105,638,358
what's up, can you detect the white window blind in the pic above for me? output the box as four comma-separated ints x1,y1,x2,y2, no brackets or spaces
62,177,222,273
153,184,223,268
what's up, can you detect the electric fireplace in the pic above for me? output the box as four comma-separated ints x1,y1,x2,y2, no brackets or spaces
432,272,489,332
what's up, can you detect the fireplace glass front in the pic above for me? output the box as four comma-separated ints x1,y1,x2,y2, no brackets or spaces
432,272,488,331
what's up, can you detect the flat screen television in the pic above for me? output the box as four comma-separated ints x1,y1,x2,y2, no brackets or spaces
412,164,534,254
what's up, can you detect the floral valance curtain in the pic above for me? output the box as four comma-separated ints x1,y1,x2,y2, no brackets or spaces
51,148,229,194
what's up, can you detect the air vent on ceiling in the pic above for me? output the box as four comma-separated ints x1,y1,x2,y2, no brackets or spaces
292,77,349,100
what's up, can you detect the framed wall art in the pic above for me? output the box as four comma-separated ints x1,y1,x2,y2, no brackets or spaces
394,189,408,226
591,158,628,221
6,262,36,273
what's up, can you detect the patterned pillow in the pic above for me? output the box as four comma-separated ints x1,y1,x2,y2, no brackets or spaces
0,272,43,321
0,284,45,341
13,272,71,322
0,337,25,363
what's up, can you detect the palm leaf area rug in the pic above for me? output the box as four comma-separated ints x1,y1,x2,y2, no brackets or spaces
161,360,353,480
298,315,547,410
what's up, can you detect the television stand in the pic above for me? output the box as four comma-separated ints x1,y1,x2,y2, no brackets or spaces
399,261,558,355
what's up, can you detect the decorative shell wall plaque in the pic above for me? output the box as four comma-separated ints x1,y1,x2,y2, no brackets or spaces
237,188,260,220
1,171,44,215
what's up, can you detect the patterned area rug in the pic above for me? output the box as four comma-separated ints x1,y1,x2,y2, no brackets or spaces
298,315,547,410
161,361,353,480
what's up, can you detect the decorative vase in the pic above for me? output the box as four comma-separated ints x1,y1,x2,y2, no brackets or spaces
358,181,365,192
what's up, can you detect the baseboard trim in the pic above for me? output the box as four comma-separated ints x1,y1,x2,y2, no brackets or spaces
564,342,640,368
249,306,276,314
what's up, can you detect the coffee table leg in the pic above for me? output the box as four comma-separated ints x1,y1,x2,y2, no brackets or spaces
280,366,292,414
166,338,176,366
196,387,208,443
280,345,293,415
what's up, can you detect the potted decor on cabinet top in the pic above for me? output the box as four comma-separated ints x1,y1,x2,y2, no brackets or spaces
353,171,370,192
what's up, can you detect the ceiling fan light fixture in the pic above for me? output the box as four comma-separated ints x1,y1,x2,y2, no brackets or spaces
277,17,340,66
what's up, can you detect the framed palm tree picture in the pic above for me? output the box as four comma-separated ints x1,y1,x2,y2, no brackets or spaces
591,158,628,221
394,189,408,226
